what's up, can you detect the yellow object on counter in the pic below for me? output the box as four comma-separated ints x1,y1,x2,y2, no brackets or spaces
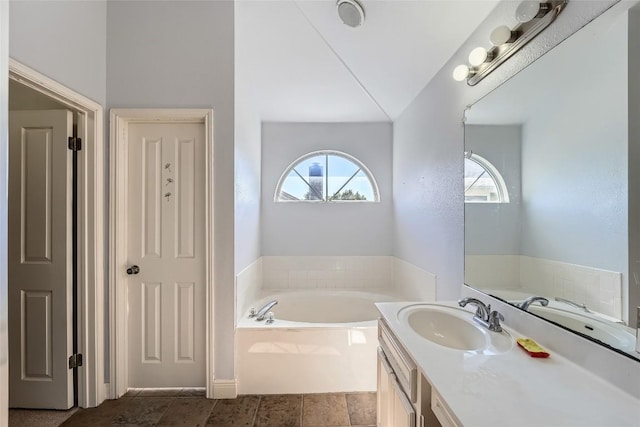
516,338,550,358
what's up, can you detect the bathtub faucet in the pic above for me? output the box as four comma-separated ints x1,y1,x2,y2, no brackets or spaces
519,296,549,311
256,300,278,321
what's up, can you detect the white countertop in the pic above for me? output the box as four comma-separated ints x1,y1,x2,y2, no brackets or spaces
376,301,640,427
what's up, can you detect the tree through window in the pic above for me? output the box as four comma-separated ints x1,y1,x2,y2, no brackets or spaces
275,151,379,202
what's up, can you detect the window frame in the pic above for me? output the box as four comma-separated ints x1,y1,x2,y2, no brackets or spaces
274,149,380,203
464,151,510,203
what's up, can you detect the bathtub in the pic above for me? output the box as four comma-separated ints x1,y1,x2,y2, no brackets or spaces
236,289,400,395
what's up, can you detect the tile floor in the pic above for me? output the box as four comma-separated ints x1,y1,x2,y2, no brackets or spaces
56,388,376,426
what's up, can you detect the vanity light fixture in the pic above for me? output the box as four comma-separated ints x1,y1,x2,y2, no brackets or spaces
452,0,567,86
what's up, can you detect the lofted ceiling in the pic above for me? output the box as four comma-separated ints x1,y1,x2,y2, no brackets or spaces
236,0,500,122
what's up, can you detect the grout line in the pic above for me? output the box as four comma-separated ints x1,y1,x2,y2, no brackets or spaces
152,396,177,426
250,395,262,427
300,394,305,427
202,398,218,425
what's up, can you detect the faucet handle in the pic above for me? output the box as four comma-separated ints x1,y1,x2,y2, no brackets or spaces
266,312,275,324
488,310,504,332
248,307,256,318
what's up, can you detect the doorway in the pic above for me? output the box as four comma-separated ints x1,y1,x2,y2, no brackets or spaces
110,109,215,398
7,60,106,410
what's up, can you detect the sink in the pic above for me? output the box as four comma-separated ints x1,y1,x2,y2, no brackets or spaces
405,308,486,350
397,304,514,354
528,306,637,353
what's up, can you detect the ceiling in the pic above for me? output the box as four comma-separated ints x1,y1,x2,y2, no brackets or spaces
236,0,500,122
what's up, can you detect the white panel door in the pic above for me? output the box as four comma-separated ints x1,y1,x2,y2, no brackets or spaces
8,110,73,409
126,123,205,387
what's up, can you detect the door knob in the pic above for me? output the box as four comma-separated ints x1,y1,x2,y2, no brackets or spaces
126,265,140,275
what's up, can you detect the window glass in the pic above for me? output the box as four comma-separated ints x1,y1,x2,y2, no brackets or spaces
275,151,379,202
464,153,509,203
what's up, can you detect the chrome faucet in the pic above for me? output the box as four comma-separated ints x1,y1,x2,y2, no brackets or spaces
519,296,549,311
555,297,591,313
255,300,278,321
458,297,504,332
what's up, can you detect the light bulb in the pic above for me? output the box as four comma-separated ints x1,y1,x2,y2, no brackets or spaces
452,65,471,82
515,1,549,23
468,47,489,67
490,25,516,46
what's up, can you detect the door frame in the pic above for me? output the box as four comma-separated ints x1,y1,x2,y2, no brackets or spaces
8,59,106,408
109,109,215,399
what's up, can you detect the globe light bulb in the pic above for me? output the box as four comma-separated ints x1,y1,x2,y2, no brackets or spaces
490,25,516,46
516,1,549,23
468,47,489,67
452,65,471,82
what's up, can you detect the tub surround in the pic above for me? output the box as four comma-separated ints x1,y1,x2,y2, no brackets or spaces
236,290,396,395
236,256,437,323
376,301,640,426
466,255,623,320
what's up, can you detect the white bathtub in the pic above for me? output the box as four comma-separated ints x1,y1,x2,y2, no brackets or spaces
236,290,400,395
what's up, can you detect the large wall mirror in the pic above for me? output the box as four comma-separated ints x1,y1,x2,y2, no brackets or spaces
464,5,639,361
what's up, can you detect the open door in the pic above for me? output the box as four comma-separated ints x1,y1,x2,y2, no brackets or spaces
8,110,74,409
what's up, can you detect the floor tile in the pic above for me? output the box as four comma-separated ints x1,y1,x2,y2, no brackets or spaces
61,398,134,426
302,394,350,427
9,408,78,427
138,387,184,397
345,392,377,426
157,397,215,426
206,395,260,426
179,387,207,397
123,388,143,397
254,394,302,427
114,397,173,426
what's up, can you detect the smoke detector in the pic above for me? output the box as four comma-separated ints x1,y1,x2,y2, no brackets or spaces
337,0,365,28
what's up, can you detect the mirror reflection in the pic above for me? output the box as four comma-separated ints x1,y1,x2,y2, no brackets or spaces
464,9,639,360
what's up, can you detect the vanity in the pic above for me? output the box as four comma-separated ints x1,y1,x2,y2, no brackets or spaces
375,301,640,427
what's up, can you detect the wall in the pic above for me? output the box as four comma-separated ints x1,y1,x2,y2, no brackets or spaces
464,125,522,256
393,0,618,301
519,14,627,275
262,122,393,256
107,0,236,381
0,1,9,422
9,0,107,105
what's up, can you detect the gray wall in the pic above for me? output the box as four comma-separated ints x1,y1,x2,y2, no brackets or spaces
464,125,522,256
519,13,627,274
10,0,107,105
107,0,236,380
261,122,393,256
393,1,618,301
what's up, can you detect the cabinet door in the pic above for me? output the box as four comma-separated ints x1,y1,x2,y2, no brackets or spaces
391,375,416,427
377,349,393,427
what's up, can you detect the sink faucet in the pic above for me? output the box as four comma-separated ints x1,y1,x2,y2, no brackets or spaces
458,297,504,332
254,300,278,321
519,296,549,311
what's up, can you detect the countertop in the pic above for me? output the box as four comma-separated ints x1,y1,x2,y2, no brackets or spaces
376,301,640,427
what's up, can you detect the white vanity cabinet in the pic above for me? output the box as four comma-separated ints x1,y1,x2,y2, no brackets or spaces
377,319,444,427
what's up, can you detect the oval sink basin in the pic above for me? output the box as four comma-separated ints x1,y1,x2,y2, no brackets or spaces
528,306,636,353
406,309,486,350
397,304,514,354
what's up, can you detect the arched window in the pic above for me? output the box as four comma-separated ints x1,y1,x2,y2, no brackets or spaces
464,151,509,203
275,150,379,202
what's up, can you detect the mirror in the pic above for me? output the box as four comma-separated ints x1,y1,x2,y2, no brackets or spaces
464,7,639,361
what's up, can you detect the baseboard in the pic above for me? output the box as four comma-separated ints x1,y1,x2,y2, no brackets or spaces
213,379,237,399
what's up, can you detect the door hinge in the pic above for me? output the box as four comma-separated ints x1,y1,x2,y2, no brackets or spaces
68,353,83,369
68,136,82,151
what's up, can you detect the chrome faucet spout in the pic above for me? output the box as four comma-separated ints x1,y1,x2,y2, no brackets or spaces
458,297,490,321
458,297,504,332
256,300,278,321
555,297,591,313
519,296,549,311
